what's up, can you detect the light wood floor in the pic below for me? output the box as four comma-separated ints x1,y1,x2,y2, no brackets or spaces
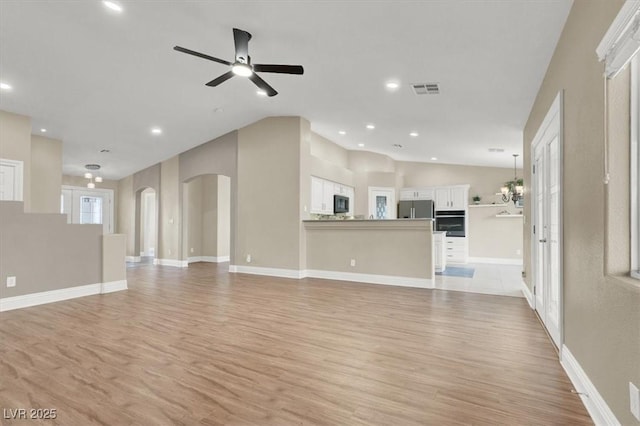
0,263,591,425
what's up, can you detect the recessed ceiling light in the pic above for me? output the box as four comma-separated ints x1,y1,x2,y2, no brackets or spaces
431,157,438,161
100,149,110,153
40,128,47,133
0,82,12,91
409,132,419,137
102,1,123,12
366,124,375,130
393,144,403,148
338,130,346,135
385,81,400,90
256,90,267,96
358,143,365,147
151,127,162,135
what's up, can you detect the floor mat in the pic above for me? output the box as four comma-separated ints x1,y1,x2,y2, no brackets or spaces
436,266,475,278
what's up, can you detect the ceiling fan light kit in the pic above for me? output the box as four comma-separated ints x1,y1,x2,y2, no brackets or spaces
174,28,304,97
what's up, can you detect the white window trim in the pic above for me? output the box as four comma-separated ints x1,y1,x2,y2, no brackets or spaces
631,56,640,279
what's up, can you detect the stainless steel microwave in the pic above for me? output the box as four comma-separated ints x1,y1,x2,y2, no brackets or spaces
334,195,349,214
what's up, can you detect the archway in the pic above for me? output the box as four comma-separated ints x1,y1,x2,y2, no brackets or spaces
182,174,231,265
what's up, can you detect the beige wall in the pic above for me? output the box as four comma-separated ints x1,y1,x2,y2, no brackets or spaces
30,135,62,214
216,175,231,258
468,206,523,260
523,1,640,423
102,234,126,283
236,117,305,270
140,188,156,256
184,176,203,258
117,175,135,256
397,161,522,206
348,150,396,173
305,220,433,280
0,201,102,297
201,175,217,258
310,132,349,169
0,111,31,211
159,156,180,260
62,174,119,191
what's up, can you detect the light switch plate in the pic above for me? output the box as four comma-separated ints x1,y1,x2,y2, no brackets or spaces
6,276,16,287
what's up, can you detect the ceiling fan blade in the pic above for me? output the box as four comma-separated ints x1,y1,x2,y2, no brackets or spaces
253,64,304,75
233,28,252,63
205,71,235,87
173,46,231,66
248,73,277,97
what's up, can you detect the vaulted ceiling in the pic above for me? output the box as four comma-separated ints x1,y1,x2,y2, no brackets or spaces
0,1,573,179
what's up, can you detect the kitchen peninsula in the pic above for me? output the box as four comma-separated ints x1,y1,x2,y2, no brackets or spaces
303,219,434,288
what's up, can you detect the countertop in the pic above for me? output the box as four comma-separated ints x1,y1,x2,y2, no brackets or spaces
303,218,433,222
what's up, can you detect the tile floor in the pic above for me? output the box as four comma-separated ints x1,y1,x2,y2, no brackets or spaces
434,263,525,297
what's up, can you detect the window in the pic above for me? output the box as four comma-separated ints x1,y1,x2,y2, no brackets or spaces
632,56,640,279
80,196,103,225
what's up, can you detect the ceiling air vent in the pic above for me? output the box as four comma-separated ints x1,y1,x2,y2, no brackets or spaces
412,83,440,95
488,148,505,153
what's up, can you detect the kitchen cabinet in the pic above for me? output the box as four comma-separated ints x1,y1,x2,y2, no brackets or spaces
445,237,468,264
344,186,355,215
434,186,468,210
310,176,354,215
433,232,447,272
400,188,434,201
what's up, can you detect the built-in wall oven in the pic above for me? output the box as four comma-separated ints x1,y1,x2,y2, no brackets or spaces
435,210,466,237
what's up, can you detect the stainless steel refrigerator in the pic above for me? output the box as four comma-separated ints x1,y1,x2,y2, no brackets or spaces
398,200,434,219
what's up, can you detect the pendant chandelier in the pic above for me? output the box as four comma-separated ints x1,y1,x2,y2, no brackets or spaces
501,154,523,204
84,164,102,189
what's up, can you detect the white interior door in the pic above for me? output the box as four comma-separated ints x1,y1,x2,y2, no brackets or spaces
0,159,23,201
531,93,563,349
368,187,396,219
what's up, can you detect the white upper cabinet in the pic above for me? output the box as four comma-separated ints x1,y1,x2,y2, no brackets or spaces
402,185,469,210
400,188,434,200
435,186,468,210
310,176,354,215
311,176,326,213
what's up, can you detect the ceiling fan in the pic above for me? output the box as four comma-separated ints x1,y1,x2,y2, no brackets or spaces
174,28,304,97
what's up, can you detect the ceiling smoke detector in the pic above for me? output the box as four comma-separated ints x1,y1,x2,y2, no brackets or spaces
411,83,440,95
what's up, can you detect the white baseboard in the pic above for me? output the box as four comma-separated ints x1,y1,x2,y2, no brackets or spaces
560,345,620,426
467,257,523,265
0,281,128,312
125,256,141,263
521,280,534,308
305,269,433,289
188,256,230,263
153,258,188,268
229,265,305,279
101,280,128,294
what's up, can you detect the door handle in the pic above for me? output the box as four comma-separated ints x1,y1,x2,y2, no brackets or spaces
539,238,547,243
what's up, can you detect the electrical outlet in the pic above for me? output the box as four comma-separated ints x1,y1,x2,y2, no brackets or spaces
350,259,356,267
246,254,251,263
630,382,640,421
6,276,16,288
168,249,172,255
190,247,194,253
521,271,526,278
516,249,521,255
